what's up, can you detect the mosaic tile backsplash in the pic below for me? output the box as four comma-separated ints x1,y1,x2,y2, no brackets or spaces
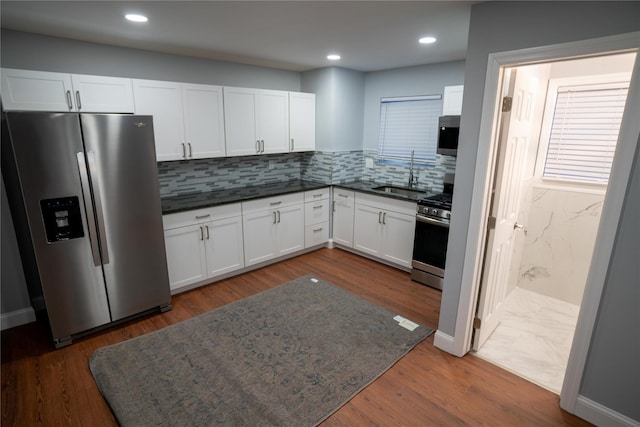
157,150,456,197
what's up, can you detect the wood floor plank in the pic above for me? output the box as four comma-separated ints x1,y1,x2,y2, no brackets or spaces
1,248,592,426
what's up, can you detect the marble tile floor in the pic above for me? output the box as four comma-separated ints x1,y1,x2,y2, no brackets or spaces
473,287,580,394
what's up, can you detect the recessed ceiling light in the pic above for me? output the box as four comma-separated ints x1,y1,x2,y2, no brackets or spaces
125,14,148,23
327,54,341,61
419,36,437,44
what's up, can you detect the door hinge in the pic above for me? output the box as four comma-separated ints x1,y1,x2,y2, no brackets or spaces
473,317,482,329
487,216,496,230
502,96,513,112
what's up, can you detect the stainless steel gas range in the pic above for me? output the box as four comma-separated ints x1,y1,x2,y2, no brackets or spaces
410,174,454,290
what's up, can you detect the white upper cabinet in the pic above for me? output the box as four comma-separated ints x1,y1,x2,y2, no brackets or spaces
224,87,289,156
133,79,185,161
132,79,226,161
442,85,464,116
1,68,134,113
181,83,226,159
289,92,316,152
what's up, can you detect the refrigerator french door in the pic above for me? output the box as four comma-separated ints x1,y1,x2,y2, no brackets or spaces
2,112,171,347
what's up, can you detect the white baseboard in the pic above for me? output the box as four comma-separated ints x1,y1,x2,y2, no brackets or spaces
433,330,456,354
575,395,640,427
1,307,35,331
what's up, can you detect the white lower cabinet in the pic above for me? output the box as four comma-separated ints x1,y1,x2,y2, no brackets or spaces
332,188,355,247
242,193,304,267
304,188,330,247
353,193,416,268
163,204,244,291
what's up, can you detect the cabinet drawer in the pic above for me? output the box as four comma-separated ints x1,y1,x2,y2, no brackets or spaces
305,200,330,225
305,222,329,248
304,187,330,203
333,188,355,204
163,203,242,230
242,192,303,215
354,192,416,216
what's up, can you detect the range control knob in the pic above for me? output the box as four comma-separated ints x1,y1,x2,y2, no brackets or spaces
445,212,451,220
430,208,439,216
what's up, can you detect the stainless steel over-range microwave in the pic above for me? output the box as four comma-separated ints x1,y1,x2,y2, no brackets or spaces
437,115,460,157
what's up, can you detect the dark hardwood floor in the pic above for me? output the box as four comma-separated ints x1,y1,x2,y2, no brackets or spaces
1,248,593,426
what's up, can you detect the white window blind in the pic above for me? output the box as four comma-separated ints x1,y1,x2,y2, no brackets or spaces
378,95,442,165
543,82,629,184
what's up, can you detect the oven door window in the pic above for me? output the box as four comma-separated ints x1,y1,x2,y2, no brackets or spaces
413,218,449,269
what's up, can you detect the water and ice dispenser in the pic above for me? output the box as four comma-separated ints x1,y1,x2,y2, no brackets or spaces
40,197,84,242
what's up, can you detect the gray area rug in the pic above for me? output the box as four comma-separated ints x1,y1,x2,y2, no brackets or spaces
90,275,433,426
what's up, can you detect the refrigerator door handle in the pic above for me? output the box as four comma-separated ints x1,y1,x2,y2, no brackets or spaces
86,151,110,265
77,152,102,266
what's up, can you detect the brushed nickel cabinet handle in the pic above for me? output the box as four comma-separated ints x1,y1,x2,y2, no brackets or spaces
195,214,210,219
188,142,192,158
182,143,186,158
200,226,204,241
66,90,73,110
205,225,210,240
75,91,82,110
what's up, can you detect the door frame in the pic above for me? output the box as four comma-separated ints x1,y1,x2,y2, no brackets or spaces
450,31,640,414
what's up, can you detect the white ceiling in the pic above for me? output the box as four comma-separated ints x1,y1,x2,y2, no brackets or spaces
0,1,475,72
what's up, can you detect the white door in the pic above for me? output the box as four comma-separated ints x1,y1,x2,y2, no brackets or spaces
204,217,244,277
70,74,134,113
132,79,185,161
353,204,383,257
332,190,355,247
276,204,305,256
1,68,74,111
224,87,259,156
258,90,289,154
381,210,416,268
164,224,207,291
243,209,277,266
473,68,540,349
182,83,226,159
289,92,316,152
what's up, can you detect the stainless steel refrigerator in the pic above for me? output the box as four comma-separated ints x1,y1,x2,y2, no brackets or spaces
2,112,171,348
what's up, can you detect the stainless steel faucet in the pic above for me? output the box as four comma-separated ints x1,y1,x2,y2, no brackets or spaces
408,150,418,188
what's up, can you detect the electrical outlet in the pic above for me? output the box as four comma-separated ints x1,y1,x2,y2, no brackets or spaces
269,160,276,170
365,157,374,168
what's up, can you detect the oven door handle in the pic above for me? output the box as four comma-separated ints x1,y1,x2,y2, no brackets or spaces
416,214,450,229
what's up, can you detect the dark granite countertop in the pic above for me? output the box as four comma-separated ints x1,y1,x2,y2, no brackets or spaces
333,180,435,202
161,180,329,214
161,179,437,215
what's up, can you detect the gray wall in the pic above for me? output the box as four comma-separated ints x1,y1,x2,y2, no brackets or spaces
579,139,640,420
1,29,300,90
440,0,640,421
362,61,465,150
301,67,365,152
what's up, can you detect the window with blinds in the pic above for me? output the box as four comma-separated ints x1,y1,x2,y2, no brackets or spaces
377,95,442,165
543,82,629,184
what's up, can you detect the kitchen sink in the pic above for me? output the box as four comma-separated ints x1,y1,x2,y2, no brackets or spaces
372,185,426,197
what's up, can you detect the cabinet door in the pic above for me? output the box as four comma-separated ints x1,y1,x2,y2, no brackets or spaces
224,87,259,156
70,74,134,113
353,204,383,257
164,225,207,291
182,83,226,159
443,85,464,116
203,216,244,277
258,90,289,154
1,68,74,111
132,79,185,161
243,209,277,266
333,191,355,247
289,92,316,152
380,211,416,268
276,204,305,256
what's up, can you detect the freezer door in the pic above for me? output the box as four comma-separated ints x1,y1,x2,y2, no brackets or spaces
3,112,111,339
80,114,171,320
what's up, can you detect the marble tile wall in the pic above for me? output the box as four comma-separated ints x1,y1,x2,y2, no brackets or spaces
517,187,605,305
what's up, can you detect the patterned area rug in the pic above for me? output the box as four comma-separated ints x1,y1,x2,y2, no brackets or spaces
90,275,433,426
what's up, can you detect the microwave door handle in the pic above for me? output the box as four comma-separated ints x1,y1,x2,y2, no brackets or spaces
86,151,110,264
76,152,102,266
